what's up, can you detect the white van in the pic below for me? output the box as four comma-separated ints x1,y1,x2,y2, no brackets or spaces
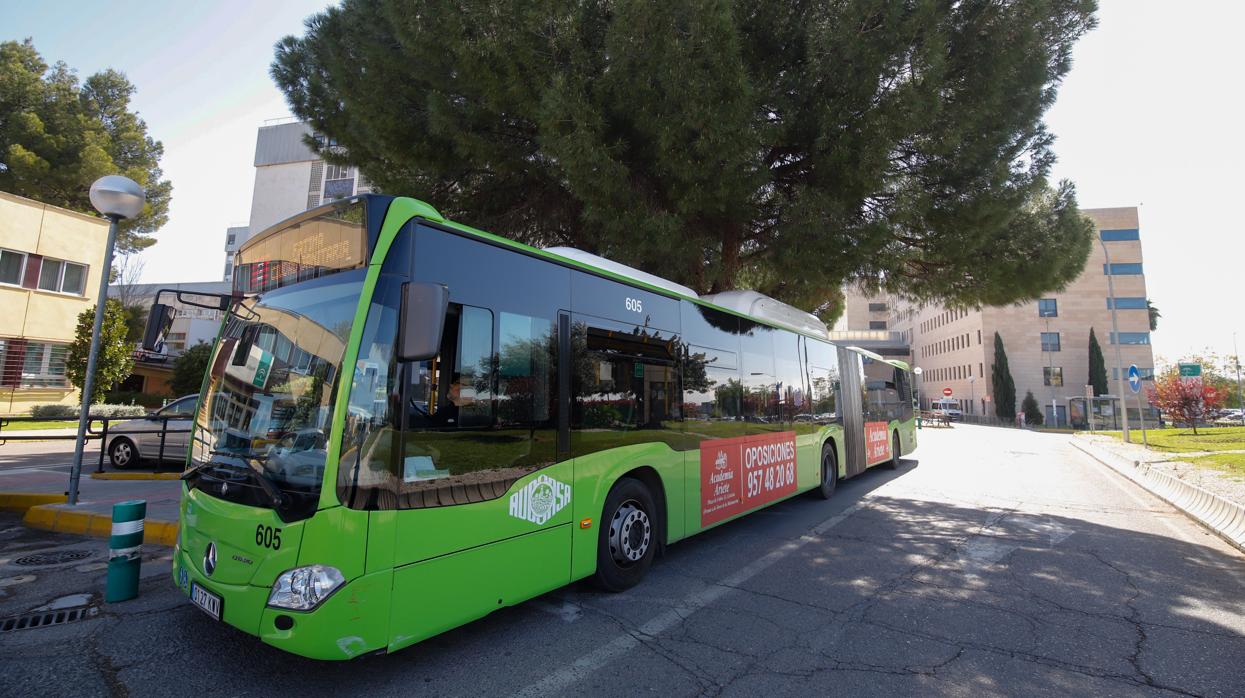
930,398,963,421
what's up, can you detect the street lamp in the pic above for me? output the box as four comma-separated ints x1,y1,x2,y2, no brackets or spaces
968,375,975,419
68,176,145,505
1100,238,1131,441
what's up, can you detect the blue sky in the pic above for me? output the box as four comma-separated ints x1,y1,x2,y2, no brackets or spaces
2,0,1242,365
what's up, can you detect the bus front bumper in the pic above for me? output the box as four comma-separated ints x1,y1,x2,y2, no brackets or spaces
172,545,391,660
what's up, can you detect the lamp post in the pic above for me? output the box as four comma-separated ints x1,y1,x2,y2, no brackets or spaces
68,176,145,505
968,375,975,420
1100,238,1131,441
1045,318,1056,426
1235,333,1244,427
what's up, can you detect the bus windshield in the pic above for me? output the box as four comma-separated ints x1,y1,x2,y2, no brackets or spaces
187,269,362,520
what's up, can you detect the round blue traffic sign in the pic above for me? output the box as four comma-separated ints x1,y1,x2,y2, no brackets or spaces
1127,364,1141,393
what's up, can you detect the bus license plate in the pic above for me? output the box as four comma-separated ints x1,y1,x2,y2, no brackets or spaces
190,583,222,621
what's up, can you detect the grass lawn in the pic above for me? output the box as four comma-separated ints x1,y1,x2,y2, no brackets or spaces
1098,426,1245,453
1186,452,1245,478
1,419,79,431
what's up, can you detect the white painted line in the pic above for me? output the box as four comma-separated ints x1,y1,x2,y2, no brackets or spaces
514,500,869,698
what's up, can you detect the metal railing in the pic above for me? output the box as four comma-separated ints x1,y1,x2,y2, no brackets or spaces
0,415,193,472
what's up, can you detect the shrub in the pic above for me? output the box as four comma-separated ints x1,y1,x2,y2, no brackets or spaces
30,403,148,418
30,404,78,418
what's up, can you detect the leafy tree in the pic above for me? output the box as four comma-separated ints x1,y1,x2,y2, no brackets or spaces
1088,328,1108,397
1021,390,1044,426
1146,375,1223,435
273,0,1097,321
1146,299,1160,332
170,342,214,397
0,39,171,252
66,299,134,404
1158,350,1242,410
991,332,1015,420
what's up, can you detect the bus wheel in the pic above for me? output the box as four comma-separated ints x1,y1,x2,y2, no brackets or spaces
884,432,901,470
816,445,837,499
109,437,139,469
593,477,657,592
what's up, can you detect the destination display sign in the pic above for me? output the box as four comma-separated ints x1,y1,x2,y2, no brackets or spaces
700,431,799,527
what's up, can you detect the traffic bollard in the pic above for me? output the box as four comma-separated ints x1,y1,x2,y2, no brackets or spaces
105,499,146,603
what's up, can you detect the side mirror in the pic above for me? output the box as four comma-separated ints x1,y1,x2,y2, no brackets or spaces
398,282,449,362
142,303,175,351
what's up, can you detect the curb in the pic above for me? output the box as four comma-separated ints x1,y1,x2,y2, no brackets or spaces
0,492,68,512
20,503,178,547
1072,437,1245,553
90,471,182,481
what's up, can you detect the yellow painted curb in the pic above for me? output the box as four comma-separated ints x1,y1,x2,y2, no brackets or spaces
21,503,178,546
90,472,182,481
0,492,67,513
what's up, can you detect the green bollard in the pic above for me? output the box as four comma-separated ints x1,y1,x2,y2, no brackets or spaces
105,499,146,603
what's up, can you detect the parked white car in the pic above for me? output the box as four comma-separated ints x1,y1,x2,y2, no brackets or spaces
106,395,198,468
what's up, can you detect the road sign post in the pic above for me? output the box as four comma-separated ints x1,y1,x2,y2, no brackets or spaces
1128,364,1147,449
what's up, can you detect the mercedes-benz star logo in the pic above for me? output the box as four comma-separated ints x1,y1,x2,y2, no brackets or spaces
204,542,217,576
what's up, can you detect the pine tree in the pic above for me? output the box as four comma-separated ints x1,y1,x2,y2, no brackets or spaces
991,332,1016,420
0,40,172,252
272,1,1099,321
1088,328,1108,396
1021,391,1044,426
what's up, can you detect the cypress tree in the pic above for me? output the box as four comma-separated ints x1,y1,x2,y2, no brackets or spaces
1088,328,1108,396
1021,391,1044,426
272,1,1099,321
991,332,1016,420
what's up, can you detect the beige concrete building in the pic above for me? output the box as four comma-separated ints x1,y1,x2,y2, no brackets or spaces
844,207,1156,427
0,191,110,414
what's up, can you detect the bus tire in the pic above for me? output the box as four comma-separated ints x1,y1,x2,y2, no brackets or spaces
592,477,657,592
883,432,901,470
109,437,140,469
816,444,837,499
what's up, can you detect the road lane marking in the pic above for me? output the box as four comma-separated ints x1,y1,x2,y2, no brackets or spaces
514,499,869,698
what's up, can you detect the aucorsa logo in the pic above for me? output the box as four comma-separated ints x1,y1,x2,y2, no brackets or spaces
509,474,571,525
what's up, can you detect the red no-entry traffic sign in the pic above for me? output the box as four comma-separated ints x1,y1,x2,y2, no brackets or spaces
943,387,953,397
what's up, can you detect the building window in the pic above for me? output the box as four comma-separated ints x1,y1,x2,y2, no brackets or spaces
1113,367,1155,380
1100,229,1140,241
1041,332,1061,352
1038,298,1057,317
1110,332,1151,345
868,302,888,312
226,233,236,246
36,258,87,295
1107,297,1147,310
868,320,887,330
1043,367,1063,387
17,341,69,388
1103,263,1143,275
0,249,27,286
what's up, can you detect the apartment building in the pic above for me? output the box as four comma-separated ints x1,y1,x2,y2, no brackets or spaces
223,119,372,275
0,191,110,414
845,207,1155,427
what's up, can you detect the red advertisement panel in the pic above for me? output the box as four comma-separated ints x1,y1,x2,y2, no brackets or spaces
865,421,891,464
700,431,799,527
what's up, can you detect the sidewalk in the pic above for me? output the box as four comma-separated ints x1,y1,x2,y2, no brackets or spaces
0,444,181,545
1078,432,1245,507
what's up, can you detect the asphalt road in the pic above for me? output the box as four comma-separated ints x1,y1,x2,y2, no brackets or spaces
2,425,1244,697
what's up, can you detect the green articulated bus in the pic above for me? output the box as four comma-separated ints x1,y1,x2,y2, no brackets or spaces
167,194,917,660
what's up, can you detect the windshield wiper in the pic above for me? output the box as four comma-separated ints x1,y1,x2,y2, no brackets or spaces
192,450,285,507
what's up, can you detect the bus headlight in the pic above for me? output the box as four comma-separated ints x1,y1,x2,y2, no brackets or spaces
267,565,345,611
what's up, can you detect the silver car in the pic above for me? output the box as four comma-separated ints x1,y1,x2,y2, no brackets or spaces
106,394,198,468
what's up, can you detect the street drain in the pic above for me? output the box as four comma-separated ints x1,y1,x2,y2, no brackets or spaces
0,605,97,633
13,550,93,567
